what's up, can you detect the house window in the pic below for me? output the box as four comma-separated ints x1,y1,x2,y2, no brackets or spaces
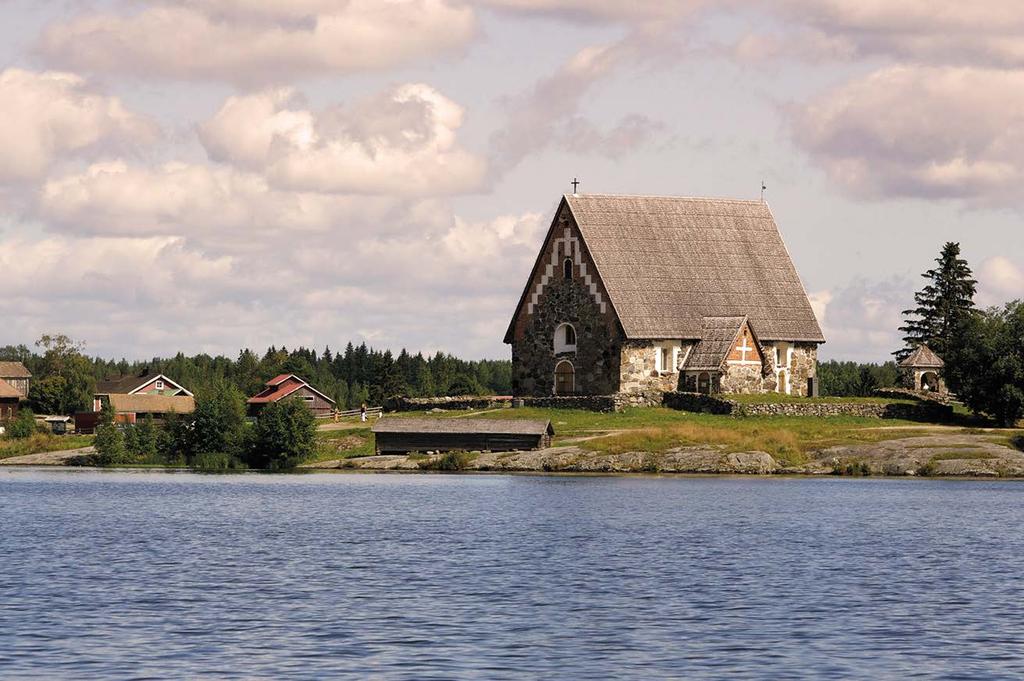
155,380,164,390
554,360,575,395
563,258,573,280
554,323,577,353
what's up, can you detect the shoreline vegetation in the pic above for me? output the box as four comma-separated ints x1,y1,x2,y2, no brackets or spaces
5,405,1021,479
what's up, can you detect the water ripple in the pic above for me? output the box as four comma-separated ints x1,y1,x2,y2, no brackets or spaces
2,470,1024,678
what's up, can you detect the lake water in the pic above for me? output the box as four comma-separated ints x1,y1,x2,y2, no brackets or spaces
2,469,1024,679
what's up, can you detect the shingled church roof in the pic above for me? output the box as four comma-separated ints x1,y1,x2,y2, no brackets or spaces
557,194,824,342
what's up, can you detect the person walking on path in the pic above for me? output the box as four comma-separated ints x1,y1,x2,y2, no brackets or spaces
360,403,367,423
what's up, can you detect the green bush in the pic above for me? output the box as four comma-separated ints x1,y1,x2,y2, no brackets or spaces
190,451,247,470
831,460,872,476
6,409,37,439
418,451,474,471
94,422,130,466
249,398,317,469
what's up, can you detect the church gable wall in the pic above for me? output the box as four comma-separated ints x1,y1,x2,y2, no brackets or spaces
510,204,620,396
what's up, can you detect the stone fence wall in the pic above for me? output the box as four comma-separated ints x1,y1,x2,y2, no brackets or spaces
392,393,656,413
662,392,954,421
389,396,513,411
661,392,735,414
519,395,620,412
392,391,953,422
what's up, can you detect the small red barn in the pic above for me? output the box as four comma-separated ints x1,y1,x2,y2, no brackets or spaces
247,374,335,418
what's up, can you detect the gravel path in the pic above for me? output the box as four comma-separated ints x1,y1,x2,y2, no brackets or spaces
0,447,95,466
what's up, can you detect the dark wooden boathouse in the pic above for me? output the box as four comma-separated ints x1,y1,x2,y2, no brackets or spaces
372,418,554,455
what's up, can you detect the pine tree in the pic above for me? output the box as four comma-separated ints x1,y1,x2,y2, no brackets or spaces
896,242,976,361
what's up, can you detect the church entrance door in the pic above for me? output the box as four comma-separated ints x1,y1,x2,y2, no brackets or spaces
554,361,575,395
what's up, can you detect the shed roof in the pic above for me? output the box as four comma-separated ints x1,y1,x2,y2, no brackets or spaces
899,344,944,368
108,394,195,414
559,194,824,342
0,378,22,399
0,361,31,378
373,418,554,436
684,316,748,371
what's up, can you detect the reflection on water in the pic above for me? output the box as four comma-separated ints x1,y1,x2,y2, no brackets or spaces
2,469,1024,679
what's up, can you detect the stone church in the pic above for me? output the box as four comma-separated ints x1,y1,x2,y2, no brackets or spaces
504,193,825,398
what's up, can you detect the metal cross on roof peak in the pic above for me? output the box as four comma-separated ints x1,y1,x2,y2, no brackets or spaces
571,178,580,194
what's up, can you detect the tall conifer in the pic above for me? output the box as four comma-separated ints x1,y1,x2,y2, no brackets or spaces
896,242,977,361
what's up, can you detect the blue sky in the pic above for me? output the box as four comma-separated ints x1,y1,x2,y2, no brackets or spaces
1,0,1021,362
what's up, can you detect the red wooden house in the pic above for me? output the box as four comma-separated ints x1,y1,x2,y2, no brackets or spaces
247,374,336,418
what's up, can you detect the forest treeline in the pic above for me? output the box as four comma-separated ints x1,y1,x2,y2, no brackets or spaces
3,332,913,416
0,338,512,414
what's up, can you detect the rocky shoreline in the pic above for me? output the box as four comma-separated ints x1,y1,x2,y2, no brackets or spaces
306,433,1024,478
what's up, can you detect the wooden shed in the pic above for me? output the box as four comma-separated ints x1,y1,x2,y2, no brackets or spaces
372,418,554,455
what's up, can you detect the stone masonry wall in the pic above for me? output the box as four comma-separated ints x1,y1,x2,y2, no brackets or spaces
619,341,689,394
787,343,817,397
720,362,769,394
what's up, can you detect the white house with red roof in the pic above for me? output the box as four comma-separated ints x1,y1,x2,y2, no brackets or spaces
246,374,336,417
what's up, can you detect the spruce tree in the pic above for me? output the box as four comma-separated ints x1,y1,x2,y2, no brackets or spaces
896,242,976,361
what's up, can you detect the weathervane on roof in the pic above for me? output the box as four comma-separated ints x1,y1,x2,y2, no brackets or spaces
761,179,767,203
571,177,580,195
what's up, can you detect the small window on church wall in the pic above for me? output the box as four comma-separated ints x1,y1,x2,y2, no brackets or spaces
554,323,577,353
563,258,573,280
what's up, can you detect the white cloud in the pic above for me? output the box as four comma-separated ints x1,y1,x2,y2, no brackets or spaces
36,0,476,85
791,66,1024,206
482,0,704,23
0,208,545,360
812,277,915,362
37,160,359,240
199,84,487,195
0,68,157,182
769,0,1024,67
978,256,1024,306
490,37,669,171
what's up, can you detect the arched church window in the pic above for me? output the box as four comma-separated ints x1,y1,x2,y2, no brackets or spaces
563,258,573,280
554,323,577,353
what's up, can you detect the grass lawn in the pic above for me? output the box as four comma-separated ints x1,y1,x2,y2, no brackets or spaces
331,404,1024,469
383,406,947,466
0,433,94,460
311,426,375,462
